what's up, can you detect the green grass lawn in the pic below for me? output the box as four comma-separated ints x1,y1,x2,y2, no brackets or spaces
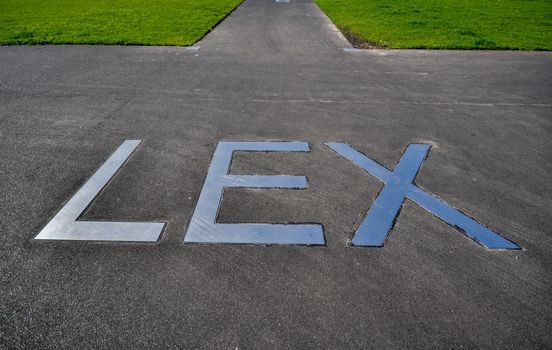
315,0,552,50
0,0,242,45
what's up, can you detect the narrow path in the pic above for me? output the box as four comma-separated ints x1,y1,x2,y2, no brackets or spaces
200,0,350,59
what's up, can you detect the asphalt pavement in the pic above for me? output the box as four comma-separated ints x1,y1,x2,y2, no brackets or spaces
1,0,551,348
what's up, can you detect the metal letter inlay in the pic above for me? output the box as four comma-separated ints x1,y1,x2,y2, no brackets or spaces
184,141,324,245
326,143,520,250
34,140,165,242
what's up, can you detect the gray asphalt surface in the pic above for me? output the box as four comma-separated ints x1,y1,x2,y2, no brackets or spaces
1,0,552,348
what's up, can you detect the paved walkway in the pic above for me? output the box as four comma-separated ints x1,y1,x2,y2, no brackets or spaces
1,0,551,348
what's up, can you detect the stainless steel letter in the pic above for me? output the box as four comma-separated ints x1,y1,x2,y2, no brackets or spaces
184,141,324,245
326,142,520,250
35,140,165,242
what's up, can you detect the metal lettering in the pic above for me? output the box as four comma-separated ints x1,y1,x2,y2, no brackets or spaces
326,143,520,250
35,140,165,242
184,141,325,245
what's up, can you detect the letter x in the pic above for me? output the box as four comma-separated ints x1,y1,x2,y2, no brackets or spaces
326,143,520,250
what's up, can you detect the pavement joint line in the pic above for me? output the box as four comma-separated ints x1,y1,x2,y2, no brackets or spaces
4,85,551,107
